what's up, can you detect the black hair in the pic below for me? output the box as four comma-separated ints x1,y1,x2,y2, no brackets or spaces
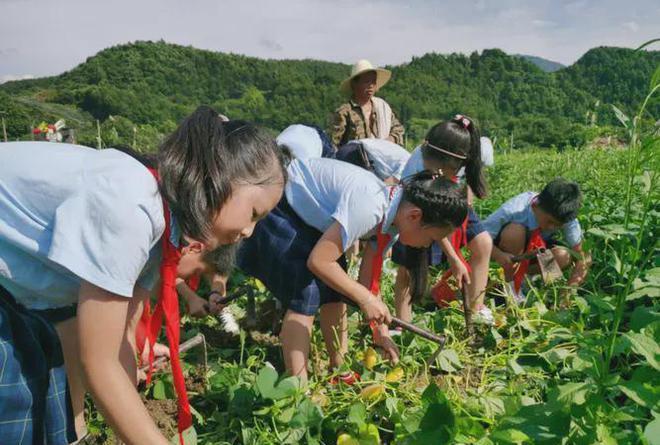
400,171,469,301
536,178,582,223
158,105,288,241
112,145,157,169
277,144,295,166
421,115,488,198
335,141,374,172
203,243,239,276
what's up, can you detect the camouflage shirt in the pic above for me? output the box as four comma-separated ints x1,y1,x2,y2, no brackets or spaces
328,98,405,147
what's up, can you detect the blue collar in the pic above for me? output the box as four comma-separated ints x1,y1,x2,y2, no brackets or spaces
382,186,402,248
169,209,182,248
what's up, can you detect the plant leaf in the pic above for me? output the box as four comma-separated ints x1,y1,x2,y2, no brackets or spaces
625,330,660,371
618,379,660,410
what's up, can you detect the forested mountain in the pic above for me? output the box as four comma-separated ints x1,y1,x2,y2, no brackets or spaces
1,41,657,150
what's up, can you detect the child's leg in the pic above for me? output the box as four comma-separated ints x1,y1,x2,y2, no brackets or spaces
466,232,493,310
394,266,413,322
279,309,315,383
54,318,87,440
319,302,348,370
495,223,527,281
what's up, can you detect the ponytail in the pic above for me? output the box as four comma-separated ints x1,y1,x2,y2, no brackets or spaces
421,114,488,198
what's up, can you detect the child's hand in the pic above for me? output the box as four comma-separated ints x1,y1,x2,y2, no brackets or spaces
448,258,471,287
497,251,516,266
208,291,227,315
187,294,210,318
567,260,589,286
360,297,392,325
374,331,400,365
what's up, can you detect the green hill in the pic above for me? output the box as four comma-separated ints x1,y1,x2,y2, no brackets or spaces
1,41,657,150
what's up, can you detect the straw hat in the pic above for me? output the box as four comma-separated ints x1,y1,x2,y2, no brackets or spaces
340,59,391,96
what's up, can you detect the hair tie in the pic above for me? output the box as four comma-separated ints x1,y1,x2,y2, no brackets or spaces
454,114,471,130
225,124,250,138
423,140,468,160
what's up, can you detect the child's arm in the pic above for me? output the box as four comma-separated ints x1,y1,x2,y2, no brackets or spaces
439,237,471,286
356,241,400,363
567,243,591,286
176,278,209,317
307,222,391,325
491,245,516,266
208,273,229,315
563,220,590,286
77,281,169,445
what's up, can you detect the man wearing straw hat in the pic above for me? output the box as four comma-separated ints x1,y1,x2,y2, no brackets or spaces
328,59,405,147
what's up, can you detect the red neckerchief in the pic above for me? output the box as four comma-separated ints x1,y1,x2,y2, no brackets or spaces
513,227,546,293
140,168,192,444
369,223,392,295
135,272,199,362
368,186,397,295
367,186,396,337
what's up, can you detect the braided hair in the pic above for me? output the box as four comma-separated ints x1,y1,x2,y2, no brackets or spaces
400,171,468,301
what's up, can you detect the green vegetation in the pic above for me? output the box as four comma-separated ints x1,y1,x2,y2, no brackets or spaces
84,68,659,444
1,41,658,150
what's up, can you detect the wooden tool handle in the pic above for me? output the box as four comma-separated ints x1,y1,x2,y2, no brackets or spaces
206,291,242,306
390,317,446,345
140,333,205,373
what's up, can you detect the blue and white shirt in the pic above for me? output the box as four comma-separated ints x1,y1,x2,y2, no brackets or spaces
482,192,583,247
0,142,165,309
285,158,400,251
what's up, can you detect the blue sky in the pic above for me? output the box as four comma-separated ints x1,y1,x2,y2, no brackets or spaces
1,0,658,83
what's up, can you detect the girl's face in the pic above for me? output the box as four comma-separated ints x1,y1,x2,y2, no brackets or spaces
394,203,454,248
208,181,284,247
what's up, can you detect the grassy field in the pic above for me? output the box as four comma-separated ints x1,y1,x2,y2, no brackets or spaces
85,103,659,445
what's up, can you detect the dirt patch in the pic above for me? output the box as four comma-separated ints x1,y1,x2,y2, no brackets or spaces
79,398,176,444
143,398,178,438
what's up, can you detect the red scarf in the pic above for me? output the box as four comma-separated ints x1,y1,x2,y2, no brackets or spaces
369,224,392,295
368,186,397,295
135,273,199,363
139,168,192,444
513,227,546,293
